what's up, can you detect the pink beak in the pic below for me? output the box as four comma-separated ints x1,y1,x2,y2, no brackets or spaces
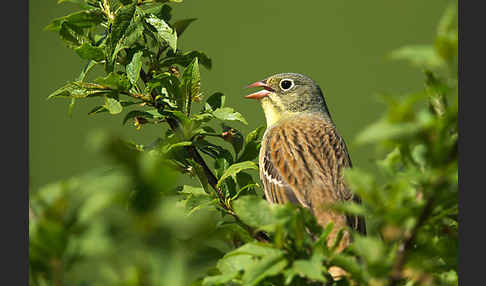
245,80,274,99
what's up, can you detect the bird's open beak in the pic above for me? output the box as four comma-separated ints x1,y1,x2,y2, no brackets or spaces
245,80,274,99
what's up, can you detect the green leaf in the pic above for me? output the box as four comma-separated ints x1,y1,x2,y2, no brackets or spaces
57,0,92,10
173,18,197,36
232,196,276,228
237,126,265,162
242,254,288,286
435,4,458,62
45,9,105,31
74,43,105,61
187,159,210,194
163,50,212,70
204,254,254,285
77,60,98,82
48,82,109,99
202,272,237,286
355,120,420,144
229,242,284,257
95,72,131,91
145,14,177,52
89,101,138,115
205,92,225,111
217,161,257,187
112,19,144,61
107,3,136,70
59,22,86,48
351,236,385,265
332,202,367,217
180,185,215,215
389,45,445,69
194,140,233,164
180,57,200,113
104,97,123,114
126,51,143,84
123,109,164,124
291,258,327,283
212,107,247,125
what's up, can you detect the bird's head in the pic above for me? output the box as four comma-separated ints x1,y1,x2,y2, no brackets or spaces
245,73,331,127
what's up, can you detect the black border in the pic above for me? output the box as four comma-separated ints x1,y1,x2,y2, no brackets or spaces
458,0,481,285
4,0,29,285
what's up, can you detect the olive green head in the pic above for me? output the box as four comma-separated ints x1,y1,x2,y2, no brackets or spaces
246,73,332,126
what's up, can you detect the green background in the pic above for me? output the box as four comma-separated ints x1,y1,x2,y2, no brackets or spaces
29,0,447,191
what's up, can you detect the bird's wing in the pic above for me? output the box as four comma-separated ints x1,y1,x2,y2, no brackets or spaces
259,133,302,206
259,114,366,235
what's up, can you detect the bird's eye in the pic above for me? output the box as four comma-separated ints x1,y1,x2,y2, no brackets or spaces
279,79,294,91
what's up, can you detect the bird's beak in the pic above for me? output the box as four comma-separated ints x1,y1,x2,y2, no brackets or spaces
245,80,274,99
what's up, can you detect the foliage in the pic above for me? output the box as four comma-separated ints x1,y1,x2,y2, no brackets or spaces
30,1,457,285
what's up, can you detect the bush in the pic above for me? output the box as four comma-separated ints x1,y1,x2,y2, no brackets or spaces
29,1,457,285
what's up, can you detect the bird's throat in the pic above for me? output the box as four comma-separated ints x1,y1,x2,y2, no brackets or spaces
260,98,291,127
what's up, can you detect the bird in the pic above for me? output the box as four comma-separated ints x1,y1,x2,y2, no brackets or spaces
245,73,366,270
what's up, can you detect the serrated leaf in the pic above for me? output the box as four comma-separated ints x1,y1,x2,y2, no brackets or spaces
126,51,143,84
232,196,276,228
74,43,105,61
95,72,131,91
145,14,177,52
204,254,254,285
46,9,105,31
112,19,144,61
173,18,197,36
212,107,247,125
291,258,327,283
217,161,257,187
48,82,109,99
163,50,212,70
179,58,200,114
59,22,86,48
104,97,123,114
242,254,288,286
107,3,136,71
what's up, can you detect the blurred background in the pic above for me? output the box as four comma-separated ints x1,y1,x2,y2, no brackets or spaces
29,0,448,191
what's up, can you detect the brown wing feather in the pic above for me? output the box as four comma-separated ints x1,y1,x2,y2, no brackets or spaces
259,114,366,238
